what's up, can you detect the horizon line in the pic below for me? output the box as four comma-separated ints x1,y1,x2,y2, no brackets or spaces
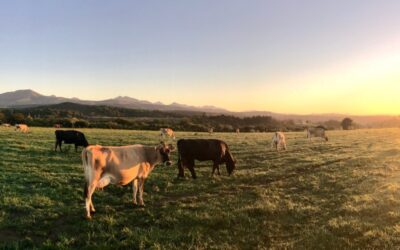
2,89,399,117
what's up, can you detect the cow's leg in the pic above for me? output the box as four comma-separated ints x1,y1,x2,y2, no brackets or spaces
85,180,98,219
138,178,145,206
90,201,95,213
177,158,185,178
84,169,102,219
84,183,95,213
187,160,197,179
132,179,138,206
211,161,220,176
211,161,217,176
59,142,63,152
283,142,287,150
55,140,58,151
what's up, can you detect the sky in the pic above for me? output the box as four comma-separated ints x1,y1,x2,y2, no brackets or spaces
0,0,399,115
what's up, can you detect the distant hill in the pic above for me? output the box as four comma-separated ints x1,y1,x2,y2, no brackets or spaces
0,89,73,107
0,89,229,113
21,102,190,118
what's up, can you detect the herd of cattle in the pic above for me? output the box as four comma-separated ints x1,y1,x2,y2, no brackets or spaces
2,123,329,219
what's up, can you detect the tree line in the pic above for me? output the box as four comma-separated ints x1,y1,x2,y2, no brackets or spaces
0,102,354,132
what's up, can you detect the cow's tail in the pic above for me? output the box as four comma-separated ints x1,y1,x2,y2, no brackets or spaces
82,147,93,198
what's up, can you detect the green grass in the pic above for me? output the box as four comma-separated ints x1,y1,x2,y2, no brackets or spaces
1,127,400,249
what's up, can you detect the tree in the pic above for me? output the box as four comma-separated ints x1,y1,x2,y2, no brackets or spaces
11,113,25,124
341,118,353,130
0,112,5,123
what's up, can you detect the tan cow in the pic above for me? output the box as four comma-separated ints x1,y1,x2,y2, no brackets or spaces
236,128,240,134
208,127,214,134
82,142,175,219
160,128,175,140
271,132,287,151
2,123,11,127
15,124,29,133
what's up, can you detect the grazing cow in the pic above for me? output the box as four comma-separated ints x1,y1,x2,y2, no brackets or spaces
55,130,89,152
271,132,287,151
177,139,236,179
306,127,328,141
82,142,175,219
160,128,175,140
54,124,61,128
208,127,214,134
2,123,11,127
236,128,240,134
15,124,29,133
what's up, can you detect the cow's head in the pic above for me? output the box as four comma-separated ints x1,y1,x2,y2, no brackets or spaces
157,142,176,166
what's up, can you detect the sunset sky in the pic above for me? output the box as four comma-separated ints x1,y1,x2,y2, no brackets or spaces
0,1,399,115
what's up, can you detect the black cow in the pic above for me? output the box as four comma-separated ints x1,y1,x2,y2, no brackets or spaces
55,130,89,152
177,139,236,179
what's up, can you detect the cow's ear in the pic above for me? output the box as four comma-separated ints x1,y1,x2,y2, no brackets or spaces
168,144,176,152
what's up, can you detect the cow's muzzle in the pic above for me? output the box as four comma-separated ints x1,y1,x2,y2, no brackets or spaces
164,161,172,167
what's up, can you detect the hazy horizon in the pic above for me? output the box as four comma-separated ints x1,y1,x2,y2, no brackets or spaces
1,1,399,115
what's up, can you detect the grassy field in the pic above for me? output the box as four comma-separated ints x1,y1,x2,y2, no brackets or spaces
1,127,400,249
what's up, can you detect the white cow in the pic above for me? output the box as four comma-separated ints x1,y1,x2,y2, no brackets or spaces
160,128,175,140
271,132,287,151
82,142,175,219
306,127,328,141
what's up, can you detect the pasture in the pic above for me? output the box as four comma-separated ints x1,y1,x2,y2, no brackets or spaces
1,127,400,249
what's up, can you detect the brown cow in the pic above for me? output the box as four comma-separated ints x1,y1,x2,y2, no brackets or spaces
177,139,236,179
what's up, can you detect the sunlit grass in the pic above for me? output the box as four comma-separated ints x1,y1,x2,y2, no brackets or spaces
0,127,400,248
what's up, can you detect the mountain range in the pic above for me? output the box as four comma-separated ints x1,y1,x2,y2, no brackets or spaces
0,89,399,126
0,89,229,113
